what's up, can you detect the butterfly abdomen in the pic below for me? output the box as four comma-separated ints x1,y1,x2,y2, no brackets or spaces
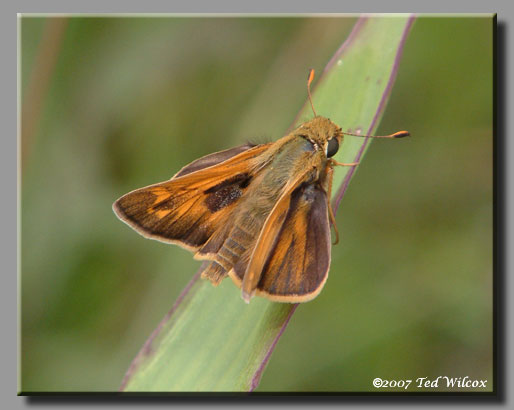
200,225,253,284
200,261,227,285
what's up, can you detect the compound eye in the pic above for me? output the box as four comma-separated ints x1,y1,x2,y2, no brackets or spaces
326,137,339,158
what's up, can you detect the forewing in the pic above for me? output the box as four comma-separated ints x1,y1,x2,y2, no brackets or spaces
255,183,331,303
173,143,257,178
113,143,271,251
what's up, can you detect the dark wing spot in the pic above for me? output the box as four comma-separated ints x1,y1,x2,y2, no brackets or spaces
205,173,250,194
205,186,243,212
204,173,252,213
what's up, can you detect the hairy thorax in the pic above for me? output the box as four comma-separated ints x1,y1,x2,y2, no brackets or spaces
235,136,325,232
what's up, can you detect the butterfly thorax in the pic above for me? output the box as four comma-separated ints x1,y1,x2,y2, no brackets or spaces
244,136,323,215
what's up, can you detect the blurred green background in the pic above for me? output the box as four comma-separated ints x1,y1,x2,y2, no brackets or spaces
20,16,493,392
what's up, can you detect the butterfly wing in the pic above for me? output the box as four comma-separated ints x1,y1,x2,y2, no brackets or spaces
113,143,272,251
173,143,257,178
237,168,311,301
230,182,331,303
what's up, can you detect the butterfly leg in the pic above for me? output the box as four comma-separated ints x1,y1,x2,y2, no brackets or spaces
325,165,340,245
330,160,360,167
325,159,359,244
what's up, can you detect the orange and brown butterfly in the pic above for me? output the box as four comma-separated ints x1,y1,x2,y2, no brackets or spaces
113,69,409,303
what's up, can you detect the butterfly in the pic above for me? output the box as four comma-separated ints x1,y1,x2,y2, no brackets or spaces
113,70,409,303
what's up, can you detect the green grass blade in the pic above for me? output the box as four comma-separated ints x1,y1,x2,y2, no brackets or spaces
120,267,297,391
121,15,415,392
301,15,416,212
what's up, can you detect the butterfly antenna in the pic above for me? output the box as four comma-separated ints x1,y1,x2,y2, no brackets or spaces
341,130,410,139
307,68,317,117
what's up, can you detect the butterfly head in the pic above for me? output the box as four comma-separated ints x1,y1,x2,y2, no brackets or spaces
295,116,343,159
